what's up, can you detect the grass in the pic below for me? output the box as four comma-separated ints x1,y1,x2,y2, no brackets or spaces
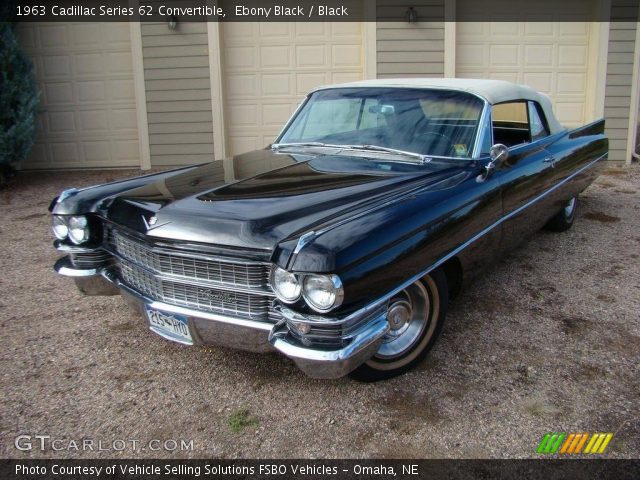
228,406,259,433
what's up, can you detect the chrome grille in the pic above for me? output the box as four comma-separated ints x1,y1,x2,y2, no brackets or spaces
105,226,279,323
119,261,276,321
108,228,269,289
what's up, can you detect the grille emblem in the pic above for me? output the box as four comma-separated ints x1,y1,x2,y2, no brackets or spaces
197,288,233,304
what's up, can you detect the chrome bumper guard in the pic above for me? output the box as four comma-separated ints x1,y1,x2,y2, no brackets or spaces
268,316,389,379
55,255,390,378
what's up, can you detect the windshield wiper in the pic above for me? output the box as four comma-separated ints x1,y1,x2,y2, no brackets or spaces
271,142,336,149
340,144,430,164
272,142,430,164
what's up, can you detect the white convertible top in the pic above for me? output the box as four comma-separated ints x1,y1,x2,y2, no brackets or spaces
313,78,563,134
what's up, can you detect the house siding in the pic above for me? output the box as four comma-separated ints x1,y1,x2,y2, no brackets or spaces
603,21,638,163
140,21,214,167
376,1,445,78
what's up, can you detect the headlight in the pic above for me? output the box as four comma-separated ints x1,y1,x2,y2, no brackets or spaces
302,274,344,313
68,216,90,244
271,266,301,303
51,216,68,240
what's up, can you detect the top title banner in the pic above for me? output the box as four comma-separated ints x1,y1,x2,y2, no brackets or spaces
4,0,640,22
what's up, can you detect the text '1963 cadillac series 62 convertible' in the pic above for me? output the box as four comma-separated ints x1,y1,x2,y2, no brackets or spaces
51,79,607,381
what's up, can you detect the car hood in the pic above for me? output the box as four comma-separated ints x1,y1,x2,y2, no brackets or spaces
103,148,466,253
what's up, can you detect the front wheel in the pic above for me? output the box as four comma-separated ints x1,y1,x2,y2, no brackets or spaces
544,196,578,232
350,269,448,382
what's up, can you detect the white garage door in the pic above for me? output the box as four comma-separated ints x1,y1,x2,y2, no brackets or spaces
16,23,139,169
221,22,365,156
456,0,595,128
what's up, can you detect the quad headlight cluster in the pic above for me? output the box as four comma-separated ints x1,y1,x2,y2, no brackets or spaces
270,266,344,313
51,215,90,245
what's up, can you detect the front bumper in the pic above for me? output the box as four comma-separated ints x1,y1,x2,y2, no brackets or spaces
55,255,390,379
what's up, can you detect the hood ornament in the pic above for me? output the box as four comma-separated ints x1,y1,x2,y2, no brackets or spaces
142,215,158,230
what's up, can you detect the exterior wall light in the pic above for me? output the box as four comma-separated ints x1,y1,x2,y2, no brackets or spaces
168,15,178,30
406,6,418,24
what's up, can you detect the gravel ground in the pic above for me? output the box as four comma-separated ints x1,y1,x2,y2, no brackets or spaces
0,165,638,459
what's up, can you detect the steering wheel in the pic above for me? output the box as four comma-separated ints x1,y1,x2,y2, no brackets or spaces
414,131,456,157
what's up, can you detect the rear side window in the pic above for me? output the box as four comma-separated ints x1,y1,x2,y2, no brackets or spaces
528,101,549,140
492,100,550,148
492,102,530,147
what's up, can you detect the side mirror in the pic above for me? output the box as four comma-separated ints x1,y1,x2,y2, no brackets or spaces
489,144,509,164
479,144,509,181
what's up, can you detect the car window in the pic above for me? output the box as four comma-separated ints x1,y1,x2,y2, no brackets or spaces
278,88,485,159
299,98,362,138
492,101,550,148
492,102,530,148
528,101,550,140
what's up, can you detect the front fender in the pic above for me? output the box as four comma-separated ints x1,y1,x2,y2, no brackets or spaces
287,166,502,312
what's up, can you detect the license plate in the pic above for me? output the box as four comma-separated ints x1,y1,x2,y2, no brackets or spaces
145,307,193,345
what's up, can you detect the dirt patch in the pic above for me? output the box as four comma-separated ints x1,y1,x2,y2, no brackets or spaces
553,314,592,335
1,165,639,459
583,211,621,223
596,294,616,304
602,168,629,177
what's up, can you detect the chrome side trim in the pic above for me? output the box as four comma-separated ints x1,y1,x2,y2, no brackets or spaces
360,151,607,312
290,170,472,261
281,151,606,328
273,94,312,144
471,100,491,159
293,231,317,255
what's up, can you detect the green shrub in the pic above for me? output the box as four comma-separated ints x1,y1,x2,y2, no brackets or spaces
0,21,39,179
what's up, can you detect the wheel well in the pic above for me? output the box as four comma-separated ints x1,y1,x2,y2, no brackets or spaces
439,256,463,300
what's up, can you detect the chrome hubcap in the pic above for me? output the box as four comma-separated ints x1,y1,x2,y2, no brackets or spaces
377,282,430,359
386,300,412,336
564,197,576,218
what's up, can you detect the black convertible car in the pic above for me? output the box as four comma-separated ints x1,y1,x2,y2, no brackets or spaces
51,79,607,381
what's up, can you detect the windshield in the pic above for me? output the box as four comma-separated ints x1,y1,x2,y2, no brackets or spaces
277,87,485,159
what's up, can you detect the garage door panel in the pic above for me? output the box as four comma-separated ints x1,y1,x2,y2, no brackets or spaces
522,73,553,94
48,112,76,133
78,111,108,131
222,21,364,155
331,22,362,37
39,24,68,47
262,75,292,96
456,0,593,128
524,45,554,66
42,56,71,76
296,73,330,94
226,74,259,98
77,81,106,102
16,22,139,169
331,71,363,84
554,103,585,125
262,45,293,68
295,45,326,67
51,143,79,164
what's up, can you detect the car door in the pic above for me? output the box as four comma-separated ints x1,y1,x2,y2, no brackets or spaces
489,101,557,252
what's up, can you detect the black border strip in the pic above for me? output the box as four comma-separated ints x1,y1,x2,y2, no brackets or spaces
3,0,639,23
